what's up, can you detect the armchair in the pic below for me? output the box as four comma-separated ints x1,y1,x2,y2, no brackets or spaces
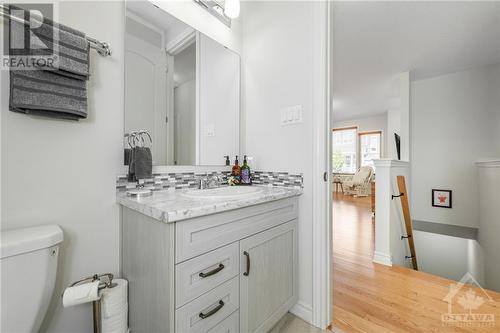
343,166,374,197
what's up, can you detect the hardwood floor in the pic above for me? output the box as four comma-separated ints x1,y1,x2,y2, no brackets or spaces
331,192,500,333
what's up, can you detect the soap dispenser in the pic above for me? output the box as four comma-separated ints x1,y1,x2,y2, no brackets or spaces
231,156,241,184
241,155,252,185
224,155,230,166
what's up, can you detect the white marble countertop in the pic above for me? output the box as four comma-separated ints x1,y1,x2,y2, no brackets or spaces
117,186,302,223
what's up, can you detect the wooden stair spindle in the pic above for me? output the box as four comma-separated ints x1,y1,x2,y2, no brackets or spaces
396,175,418,270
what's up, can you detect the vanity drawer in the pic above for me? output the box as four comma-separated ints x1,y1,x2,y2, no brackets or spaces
176,197,298,262
206,310,239,333
175,242,239,308
175,277,239,333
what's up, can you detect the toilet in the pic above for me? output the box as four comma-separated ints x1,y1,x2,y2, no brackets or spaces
1,224,63,333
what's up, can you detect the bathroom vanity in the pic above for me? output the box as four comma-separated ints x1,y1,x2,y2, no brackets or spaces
118,186,301,333
120,2,301,331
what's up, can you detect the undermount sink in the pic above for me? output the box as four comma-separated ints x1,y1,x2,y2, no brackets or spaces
182,186,264,199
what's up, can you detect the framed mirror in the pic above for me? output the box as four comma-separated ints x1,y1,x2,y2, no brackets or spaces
124,0,240,166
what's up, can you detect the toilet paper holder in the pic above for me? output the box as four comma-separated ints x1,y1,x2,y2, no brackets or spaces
69,273,117,333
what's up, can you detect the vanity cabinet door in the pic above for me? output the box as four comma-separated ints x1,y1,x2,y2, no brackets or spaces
239,220,298,333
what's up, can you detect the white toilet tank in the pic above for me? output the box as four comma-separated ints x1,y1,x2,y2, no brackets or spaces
0,224,63,333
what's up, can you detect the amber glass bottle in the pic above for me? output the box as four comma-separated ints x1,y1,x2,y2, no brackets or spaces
232,156,241,184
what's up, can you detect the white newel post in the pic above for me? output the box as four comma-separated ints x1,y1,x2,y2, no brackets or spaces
372,159,411,267
476,159,500,292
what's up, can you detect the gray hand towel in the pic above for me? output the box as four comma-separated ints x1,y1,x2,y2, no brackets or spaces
124,148,132,166
128,148,135,182
133,147,153,180
9,69,87,120
8,5,90,120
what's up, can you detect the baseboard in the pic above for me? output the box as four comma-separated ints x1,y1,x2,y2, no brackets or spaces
330,326,347,333
290,300,313,325
373,251,392,266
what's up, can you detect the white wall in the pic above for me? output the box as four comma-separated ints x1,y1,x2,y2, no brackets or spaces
399,72,410,161
411,64,500,228
467,238,485,287
151,0,242,53
333,113,388,158
491,65,500,147
241,1,326,322
413,231,477,282
477,161,500,292
198,33,240,165
174,80,196,165
387,109,401,160
0,1,124,332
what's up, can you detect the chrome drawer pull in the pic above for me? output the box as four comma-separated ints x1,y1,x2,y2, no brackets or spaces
199,300,224,319
199,263,225,278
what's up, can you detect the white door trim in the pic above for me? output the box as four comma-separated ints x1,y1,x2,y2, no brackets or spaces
166,29,196,56
311,0,333,329
195,32,201,165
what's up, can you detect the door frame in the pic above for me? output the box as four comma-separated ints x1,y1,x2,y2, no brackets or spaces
311,0,333,329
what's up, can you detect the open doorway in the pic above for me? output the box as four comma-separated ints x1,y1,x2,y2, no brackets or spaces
330,2,500,332
331,124,379,266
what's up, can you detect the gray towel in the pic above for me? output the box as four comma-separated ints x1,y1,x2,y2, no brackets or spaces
127,148,135,181
124,148,132,166
8,5,89,120
8,5,90,80
128,147,152,181
10,69,87,120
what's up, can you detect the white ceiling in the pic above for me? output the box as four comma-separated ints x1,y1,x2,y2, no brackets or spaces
127,0,192,43
127,0,180,31
332,1,500,121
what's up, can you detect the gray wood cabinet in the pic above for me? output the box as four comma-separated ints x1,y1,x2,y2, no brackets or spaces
240,221,298,333
121,197,298,333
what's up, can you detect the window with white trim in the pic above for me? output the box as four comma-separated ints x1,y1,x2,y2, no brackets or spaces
359,132,381,168
332,128,357,173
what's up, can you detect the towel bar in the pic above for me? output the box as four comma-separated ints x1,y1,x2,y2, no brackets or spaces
0,4,111,57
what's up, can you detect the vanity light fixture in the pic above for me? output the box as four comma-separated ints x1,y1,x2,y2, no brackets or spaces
194,0,233,27
224,0,240,19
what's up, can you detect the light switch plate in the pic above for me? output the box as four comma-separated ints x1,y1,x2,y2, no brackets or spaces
280,105,303,126
204,124,215,137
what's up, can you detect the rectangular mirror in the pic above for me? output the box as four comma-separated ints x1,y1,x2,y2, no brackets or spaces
124,0,240,166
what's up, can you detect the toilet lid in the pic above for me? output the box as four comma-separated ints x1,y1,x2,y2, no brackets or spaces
1,224,63,259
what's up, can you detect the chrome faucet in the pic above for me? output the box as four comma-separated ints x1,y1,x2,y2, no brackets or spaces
197,177,208,190
208,175,222,188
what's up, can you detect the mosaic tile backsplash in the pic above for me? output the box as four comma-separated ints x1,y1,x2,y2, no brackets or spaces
116,171,303,192
251,171,303,188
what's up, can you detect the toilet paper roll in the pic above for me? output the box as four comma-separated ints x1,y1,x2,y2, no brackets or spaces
100,279,128,318
100,279,128,333
62,281,100,308
102,309,128,331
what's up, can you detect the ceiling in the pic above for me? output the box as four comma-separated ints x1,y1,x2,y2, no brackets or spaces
127,0,192,43
332,1,500,121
